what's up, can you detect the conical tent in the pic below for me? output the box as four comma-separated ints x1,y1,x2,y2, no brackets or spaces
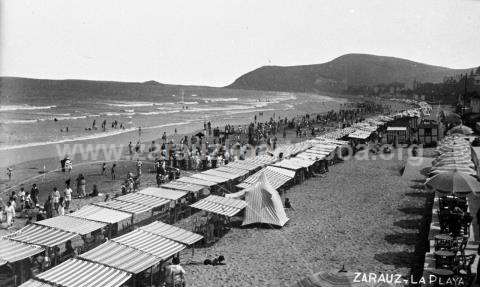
242,172,289,227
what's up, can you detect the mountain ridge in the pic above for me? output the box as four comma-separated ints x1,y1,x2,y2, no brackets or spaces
227,53,476,93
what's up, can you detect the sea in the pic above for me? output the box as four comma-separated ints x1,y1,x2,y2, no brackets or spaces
0,89,347,153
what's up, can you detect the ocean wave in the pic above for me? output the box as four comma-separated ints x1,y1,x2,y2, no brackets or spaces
0,127,137,151
0,105,56,112
106,101,156,108
201,97,239,102
138,110,180,116
0,119,39,124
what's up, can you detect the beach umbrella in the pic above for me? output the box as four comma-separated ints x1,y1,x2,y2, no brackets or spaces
426,169,480,195
433,159,474,168
432,163,475,171
429,166,476,177
436,146,470,155
448,125,473,135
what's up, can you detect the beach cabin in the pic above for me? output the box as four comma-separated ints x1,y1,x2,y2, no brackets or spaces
416,120,440,146
386,126,408,144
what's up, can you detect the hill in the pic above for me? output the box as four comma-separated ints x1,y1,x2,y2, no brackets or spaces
228,53,475,93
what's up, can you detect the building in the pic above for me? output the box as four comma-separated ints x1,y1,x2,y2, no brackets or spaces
416,120,440,146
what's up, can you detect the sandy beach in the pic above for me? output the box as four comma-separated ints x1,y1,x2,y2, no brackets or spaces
175,148,434,287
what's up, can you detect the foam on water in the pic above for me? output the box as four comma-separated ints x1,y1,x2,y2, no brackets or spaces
0,105,56,112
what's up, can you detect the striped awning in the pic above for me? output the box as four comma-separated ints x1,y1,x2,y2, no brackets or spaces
0,238,45,263
36,258,131,287
112,229,185,260
202,169,241,180
237,166,295,190
139,221,203,245
272,159,308,171
35,216,106,235
4,224,77,248
296,152,326,161
68,205,132,224
215,166,250,178
80,241,159,274
226,160,263,171
114,193,170,209
19,279,55,287
177,176,218,187
93,200,152,214
162,181,207,193
190,195,246,217
139,187,187,200
191,173,230,184
0,259,6,266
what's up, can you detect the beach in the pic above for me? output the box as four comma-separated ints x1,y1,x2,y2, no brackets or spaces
173,148,433,287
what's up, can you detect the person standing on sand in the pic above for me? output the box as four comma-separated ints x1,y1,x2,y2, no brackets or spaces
111,164,116,180
136,159,143,177
64,181,72,211
101,163,106,175
76,174,86,198
164,257,186,287
6,167,13,181
51,187,60,214
44,196,53,219
128,141,133,155
2,200,15,227
31,184,39,207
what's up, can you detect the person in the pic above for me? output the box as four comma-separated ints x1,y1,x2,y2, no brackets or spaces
285,198,293,209
63,240,76,259
25,216,33,226
44,196,53,218
90,184,99,197
58,197,65,216
128,141,133,155
77,174,86,197
51,187,60,214
6,167,12,180
101,163,106,175
2,200,15,227
164,257,185,287
18,186,26,211
64,182,72,211
136,159,143,177
111,164,116,180
31,183,40,207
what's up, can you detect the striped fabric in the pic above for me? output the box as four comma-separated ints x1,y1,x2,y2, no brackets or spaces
139,221,203,245
68,205,132,224
272,159,307,171
203,195,247,209
190,195,246,217
139,187,187,200
80,241,159,274
19,279,55,287
215,166,250,178
237,166,295,190
93,200,152,214
202,169,241,180
0,238,45,263
191,173,229,184
4,224,77,248
296,152,326,161
114,193,170,209
190,200,243,217
34,216,106,235
0,259,6,266
162,181,208,193
177,176,218,187
242,174,289,227
36,258,131,287
112,229,185,260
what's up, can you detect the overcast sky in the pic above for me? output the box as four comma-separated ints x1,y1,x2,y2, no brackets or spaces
1,0,480,87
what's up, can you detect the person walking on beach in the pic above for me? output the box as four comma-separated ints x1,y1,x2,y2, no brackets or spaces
111,164,117,180
101,163,106,175
76,174,86,198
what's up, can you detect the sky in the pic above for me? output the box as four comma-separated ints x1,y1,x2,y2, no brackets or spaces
1,0,480,87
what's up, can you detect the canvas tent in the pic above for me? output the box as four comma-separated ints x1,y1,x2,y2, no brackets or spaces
242,173,289,227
